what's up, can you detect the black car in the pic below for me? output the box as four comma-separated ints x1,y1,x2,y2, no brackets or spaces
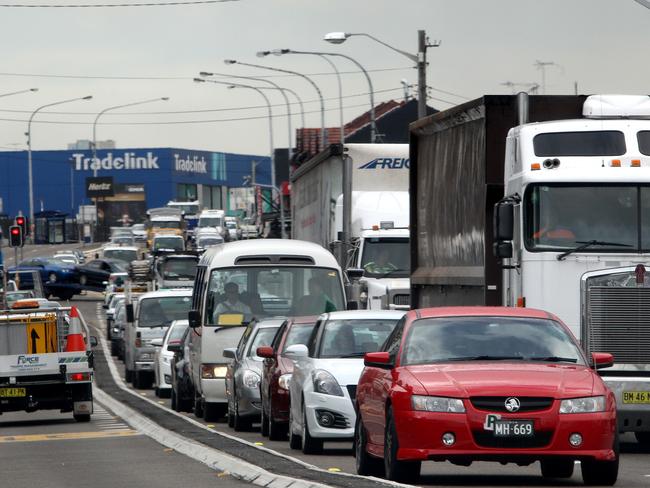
77,259,128,291
169,327,195,413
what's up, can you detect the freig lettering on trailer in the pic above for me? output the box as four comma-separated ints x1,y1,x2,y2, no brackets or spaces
174,154,207,174
73,152,159,171
358,157,410,169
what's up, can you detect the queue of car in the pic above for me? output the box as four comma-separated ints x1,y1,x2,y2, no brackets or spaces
97,238,621,487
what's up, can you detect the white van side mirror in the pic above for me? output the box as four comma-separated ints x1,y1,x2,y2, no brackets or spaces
284,344,308,360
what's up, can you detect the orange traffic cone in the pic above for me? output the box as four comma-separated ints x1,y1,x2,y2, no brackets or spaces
65,307,86,352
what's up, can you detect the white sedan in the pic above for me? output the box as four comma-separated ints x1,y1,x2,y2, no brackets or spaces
286,310,404,454
153,319,189,398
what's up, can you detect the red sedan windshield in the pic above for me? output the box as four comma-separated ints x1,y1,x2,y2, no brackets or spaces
401,316,585,366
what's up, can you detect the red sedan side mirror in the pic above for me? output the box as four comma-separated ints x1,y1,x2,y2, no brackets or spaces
592,352,614,369
364,351,392,368
257,346,275,358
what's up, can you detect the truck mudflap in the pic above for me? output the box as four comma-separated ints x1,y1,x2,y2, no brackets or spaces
602,377,650,433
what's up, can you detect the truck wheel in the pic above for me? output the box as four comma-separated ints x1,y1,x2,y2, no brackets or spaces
57,290,74,301
581,436,619,486
261,408,270,437
110,341,119,357
540,459,574,478
171,389,178,411
133,371,151,389
125,368,133,383
73,413,91,423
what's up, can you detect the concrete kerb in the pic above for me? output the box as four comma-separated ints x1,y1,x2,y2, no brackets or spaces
92,330,411,488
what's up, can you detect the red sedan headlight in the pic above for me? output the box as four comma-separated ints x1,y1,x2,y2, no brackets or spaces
559,396,605,414
412,395,466,413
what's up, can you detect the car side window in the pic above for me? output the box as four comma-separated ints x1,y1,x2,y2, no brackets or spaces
236,323,254,359
271,321,288,351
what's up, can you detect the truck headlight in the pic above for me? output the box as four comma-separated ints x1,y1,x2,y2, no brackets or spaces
243,370,261,388
278,373,292,390
412,395,466,413
559,396,605,414
312,369,343,396
201,364,228,379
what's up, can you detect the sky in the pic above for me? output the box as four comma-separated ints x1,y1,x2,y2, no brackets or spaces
0,0,649,157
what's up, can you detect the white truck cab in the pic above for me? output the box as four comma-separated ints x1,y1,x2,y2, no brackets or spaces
187,239,347,421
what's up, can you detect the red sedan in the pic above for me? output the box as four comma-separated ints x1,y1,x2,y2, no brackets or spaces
355,307,618,485
257,316,317,440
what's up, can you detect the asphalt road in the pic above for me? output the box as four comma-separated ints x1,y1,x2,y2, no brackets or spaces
0,387,249,488
70,294,650,488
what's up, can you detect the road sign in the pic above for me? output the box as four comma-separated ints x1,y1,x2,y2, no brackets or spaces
26,322,58,354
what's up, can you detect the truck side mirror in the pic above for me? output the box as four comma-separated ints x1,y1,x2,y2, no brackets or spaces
188,309,201,329
494,200,515,241
126,304,134,323
493,241,513,259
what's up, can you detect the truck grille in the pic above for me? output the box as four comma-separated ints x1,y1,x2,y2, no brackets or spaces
392,294,410,306
585,287,650,364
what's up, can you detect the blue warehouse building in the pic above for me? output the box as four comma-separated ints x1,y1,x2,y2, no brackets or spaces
0,147,271,240
0,147,271,242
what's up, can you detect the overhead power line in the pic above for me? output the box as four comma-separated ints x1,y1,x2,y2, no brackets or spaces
0,0,236,7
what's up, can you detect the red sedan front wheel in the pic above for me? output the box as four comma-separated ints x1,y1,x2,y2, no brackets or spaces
384,407,421,482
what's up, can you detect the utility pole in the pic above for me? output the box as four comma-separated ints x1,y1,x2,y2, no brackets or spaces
417,30,440,119
534,60,557,95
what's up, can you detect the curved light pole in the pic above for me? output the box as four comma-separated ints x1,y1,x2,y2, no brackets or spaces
272,47,376,143
26,95,92,238
223,59,326,151
193,77,286,239
205,67,294,164
259,49,344,144
92,97,169,177
325,30,439,119
0,88,38,98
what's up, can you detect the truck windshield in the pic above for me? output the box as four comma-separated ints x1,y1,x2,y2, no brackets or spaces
525,184,650,251
104,249,138,263
205,266,345,323
138,296,192,327
360,238,410,278
199,217,223,227
152,221,180,230
154,237,184,251
162,259,197,280
170,204,199,215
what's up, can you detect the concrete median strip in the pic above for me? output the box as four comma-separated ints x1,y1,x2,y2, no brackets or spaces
92,332,411,488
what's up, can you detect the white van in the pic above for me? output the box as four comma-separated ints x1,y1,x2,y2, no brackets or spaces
124,288,193,389
187,239,347,421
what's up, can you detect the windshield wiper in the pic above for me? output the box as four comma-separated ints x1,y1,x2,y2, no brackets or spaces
557,240,632,261
443,355,524,361
528,356,578,363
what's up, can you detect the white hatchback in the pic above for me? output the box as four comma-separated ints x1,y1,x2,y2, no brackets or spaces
286,310,404,454
153,319,190,398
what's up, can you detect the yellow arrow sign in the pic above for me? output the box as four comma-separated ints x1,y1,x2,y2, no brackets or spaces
26,322,58,354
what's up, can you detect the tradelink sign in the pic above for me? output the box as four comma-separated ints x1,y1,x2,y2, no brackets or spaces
358,157,410,169
174,153,208,174
73,152,160,171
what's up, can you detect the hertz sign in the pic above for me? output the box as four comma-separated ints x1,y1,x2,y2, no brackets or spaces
86,176,115,198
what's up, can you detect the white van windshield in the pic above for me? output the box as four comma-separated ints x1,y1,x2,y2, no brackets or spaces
205,266,344,324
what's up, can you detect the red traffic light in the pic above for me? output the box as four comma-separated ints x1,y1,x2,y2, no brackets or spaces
15,216,25,225
9,225,23,247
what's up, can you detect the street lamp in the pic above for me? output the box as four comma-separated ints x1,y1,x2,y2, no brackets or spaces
26,95,92,239
193,77,287,239
223,59,327,151
92,97,169,177
275,47,377,143
258,49,344,144
324,30,440,120
205,67,294,165
0,88,38,98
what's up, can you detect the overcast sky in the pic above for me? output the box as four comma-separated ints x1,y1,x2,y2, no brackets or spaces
0,0,649,156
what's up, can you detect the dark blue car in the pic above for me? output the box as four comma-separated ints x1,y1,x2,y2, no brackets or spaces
8,257,81,300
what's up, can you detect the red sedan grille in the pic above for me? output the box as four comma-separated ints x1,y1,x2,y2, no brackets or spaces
470,397,553,413
472,431,553,448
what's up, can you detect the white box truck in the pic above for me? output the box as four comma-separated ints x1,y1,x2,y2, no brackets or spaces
291,143,410,310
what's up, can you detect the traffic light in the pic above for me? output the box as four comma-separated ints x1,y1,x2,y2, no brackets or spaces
9,225,22,248
14,215,28,237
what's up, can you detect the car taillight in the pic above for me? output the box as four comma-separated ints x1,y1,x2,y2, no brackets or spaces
135,337,142,347
67,372,91,382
